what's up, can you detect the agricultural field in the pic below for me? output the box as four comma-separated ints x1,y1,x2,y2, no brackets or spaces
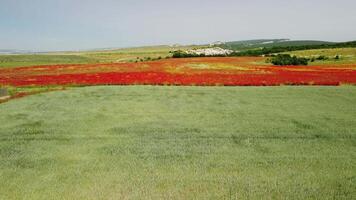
0,86,355,199
0,45,204,68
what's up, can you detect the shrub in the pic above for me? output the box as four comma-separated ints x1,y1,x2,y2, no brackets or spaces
270,54,308,66
172,50,202,58
316,55,328,60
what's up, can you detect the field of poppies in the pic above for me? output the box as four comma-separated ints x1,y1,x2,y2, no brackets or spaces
1,57,356,88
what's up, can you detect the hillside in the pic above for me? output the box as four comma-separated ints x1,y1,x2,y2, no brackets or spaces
219,39,334,51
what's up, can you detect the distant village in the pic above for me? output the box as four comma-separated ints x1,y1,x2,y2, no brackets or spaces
185,47,234,56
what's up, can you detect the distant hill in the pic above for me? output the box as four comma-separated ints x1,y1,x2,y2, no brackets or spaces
219,39,334,51
228,40,356,56
223,39,289,46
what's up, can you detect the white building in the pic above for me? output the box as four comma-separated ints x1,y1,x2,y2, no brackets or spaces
186,47,233,56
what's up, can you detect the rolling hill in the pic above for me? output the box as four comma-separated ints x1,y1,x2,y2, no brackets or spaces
218,39,335,51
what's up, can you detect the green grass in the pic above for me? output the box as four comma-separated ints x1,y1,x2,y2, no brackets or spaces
0,54,99,68
0,86,355,199
0,45,204,68
288,48,356,65
3,86,65,98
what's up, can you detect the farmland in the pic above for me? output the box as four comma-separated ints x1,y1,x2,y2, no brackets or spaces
0,86,355,199
1,45,356,199
0,45,204,68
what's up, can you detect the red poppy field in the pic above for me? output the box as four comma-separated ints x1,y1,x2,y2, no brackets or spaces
1,57,356,87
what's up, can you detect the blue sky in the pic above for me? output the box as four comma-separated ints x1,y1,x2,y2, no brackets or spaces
1,0,356,51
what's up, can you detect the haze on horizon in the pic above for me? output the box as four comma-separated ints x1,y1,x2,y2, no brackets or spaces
1,0,356,51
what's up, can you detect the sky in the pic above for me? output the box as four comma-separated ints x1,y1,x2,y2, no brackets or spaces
1,0,356,51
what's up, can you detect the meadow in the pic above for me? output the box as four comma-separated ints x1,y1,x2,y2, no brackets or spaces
288,48,356,65
0,45,203,68
0,86,355,199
